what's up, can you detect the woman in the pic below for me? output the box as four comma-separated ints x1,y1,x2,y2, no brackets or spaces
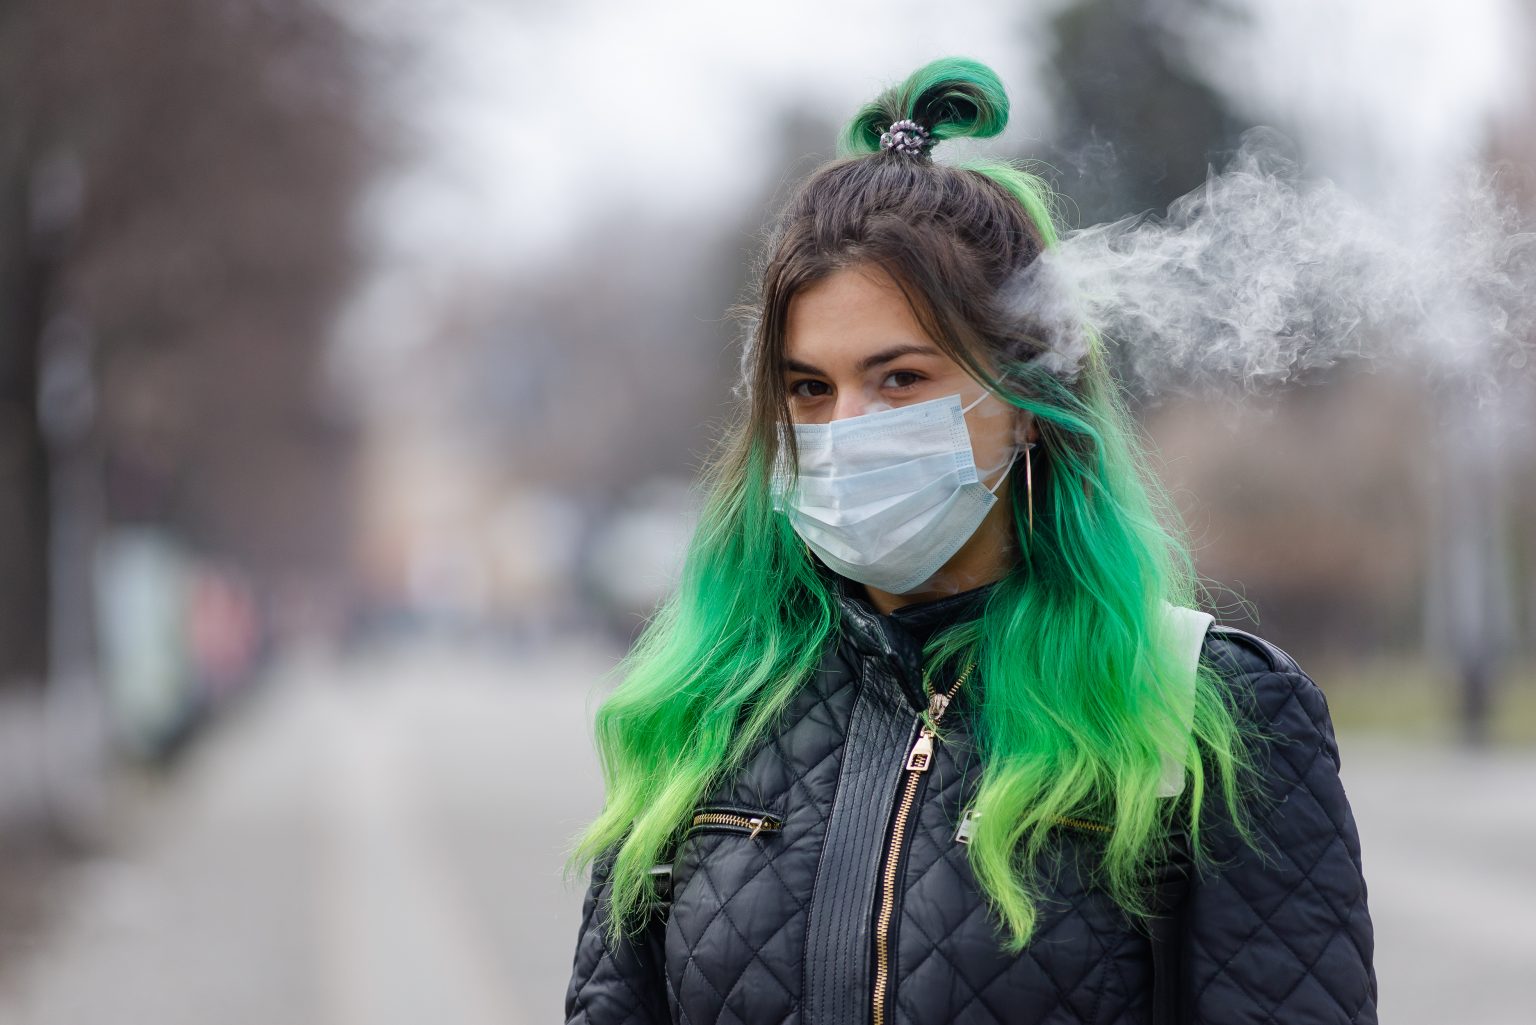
565,57,1376,1025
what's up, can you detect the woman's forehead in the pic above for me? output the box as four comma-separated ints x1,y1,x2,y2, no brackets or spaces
783,265,944,369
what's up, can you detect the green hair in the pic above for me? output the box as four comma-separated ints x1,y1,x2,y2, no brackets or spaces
570,56,1258,953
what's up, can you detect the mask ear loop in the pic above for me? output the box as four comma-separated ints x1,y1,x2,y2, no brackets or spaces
974,390,1039,540
960,390,991,416
968,388,1018,500
983,448,1015,496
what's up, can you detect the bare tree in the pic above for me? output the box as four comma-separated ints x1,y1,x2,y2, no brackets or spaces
0,0,373,699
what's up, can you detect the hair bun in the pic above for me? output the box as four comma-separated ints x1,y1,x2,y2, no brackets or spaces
839,56,1010,158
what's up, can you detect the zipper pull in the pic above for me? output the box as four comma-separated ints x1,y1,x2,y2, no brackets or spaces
748,817,767,839
906,728,935,772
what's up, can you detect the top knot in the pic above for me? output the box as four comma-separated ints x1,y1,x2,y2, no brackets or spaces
879,119,933,158
838,56,1010,159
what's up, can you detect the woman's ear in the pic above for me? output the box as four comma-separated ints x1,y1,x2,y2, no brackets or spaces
1013,410,1038,448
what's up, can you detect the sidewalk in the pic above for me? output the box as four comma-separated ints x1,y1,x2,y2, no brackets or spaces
0,636,616,1025
1339,735,1536,1025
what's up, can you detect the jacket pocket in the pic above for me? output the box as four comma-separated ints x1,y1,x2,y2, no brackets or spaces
686,804,783,840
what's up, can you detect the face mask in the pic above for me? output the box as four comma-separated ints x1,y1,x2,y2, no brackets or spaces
772,391,1017,595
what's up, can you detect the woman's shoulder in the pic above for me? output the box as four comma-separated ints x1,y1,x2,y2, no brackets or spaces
1200,623,1341,757
1201,622,1306,680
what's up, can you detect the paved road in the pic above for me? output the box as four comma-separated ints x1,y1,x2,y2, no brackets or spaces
1338,736,1536,1025
0,638,1530,1024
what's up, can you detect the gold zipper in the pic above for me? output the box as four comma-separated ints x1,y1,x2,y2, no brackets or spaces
954,809,1114,844
871,661,976,1025
1054,814,1113,834
689,811,781,839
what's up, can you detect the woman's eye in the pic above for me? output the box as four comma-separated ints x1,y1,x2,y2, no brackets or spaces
789,379,831,399
883,371,923,390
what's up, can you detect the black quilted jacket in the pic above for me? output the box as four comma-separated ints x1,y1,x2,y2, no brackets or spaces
566,579,1378,1025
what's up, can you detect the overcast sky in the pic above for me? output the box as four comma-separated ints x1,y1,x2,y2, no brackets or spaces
345,0,1067,267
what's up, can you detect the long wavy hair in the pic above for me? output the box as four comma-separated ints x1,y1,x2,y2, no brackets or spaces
570,56,1257,952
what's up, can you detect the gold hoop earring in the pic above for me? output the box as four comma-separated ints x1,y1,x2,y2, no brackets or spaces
1025,441,1036,539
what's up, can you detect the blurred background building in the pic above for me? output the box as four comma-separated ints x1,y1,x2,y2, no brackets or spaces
0,1,1533,1023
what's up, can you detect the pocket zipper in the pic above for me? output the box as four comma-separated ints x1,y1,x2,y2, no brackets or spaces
689,810,782,839
1054,814,1113,834
954,808,1113,844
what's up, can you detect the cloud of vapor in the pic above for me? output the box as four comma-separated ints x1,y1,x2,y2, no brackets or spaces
1008,128,1536,400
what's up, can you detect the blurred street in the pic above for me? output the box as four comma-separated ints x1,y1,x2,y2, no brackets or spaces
0,638,1530,1025
0,638,617,1025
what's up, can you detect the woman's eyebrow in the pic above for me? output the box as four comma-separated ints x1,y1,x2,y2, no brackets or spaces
781,344,942,377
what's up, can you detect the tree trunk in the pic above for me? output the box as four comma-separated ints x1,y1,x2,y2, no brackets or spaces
0,10,52,689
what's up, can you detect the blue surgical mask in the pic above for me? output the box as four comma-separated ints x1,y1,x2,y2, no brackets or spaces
773,391,1017,594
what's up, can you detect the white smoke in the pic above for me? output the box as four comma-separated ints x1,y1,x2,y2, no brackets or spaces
1010,128,1536,401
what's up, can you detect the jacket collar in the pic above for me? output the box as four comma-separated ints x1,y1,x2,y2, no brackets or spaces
822,566,997,708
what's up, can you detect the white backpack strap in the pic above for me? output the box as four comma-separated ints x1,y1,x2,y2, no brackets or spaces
1156,602,1214,798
